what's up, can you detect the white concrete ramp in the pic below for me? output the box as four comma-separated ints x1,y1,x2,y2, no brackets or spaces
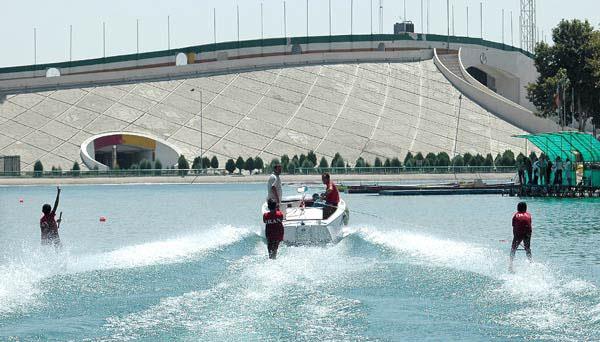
0,59,530,171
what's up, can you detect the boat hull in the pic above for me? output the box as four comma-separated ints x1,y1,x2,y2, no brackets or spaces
262,199,347,246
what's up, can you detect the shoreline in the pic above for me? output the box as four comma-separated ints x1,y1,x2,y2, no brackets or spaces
0,173,514,186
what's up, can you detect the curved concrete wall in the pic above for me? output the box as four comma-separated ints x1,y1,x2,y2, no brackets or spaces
434,48,559,134
80,132,181,171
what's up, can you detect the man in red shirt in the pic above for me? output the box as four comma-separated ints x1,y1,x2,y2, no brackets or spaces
510,201,532,272
320,172,340,220
40,186,62,247
263,199,284,259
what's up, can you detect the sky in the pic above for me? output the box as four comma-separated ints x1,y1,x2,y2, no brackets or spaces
1,0,599,67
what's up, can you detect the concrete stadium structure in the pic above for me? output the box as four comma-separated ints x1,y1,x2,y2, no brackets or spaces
0,34,559,171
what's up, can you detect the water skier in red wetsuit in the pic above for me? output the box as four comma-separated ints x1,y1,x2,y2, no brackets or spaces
509,201,532,272
40,186,62,247
263,199,284,259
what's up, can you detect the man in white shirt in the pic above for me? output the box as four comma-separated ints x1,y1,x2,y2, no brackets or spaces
267,164,283,207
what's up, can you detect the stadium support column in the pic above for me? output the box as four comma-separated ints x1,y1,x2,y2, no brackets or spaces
466,6,469,37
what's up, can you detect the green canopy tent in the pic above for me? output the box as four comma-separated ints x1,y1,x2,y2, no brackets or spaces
514,131,600,187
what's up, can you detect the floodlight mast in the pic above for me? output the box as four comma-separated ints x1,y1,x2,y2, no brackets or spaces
520,0,536,53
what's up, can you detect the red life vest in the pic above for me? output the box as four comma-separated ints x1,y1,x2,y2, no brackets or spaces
325,181,340,205
263,210,284,241
512,212,532,235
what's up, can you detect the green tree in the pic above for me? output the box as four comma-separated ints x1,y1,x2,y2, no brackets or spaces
139,159,151,174
191,156,202,170
287,160,298,174
178,155,189,176
281,154,290,171
390,157,401,168
527,19,600,129
436,152,450,167
210,156,219,169
154,159,163,175
307,151,317,166
529,151,538,162
374,157,382,167
33,160,43,177
473,154,485,166
225,159,236,174
425,153,437,166
71,161,80,177
463,152,473,166
268,158,280,173
319,157,329,168
484,153,494,167
384,158,391,167
201,156,211,169
403,152,414,165
354,157,366,168
452,155,465,167
235,156,245,174
494,153,503,166
299,154,307,166
301,159,314,169
501,150,516,166
245,157,255,175
254,157,264,173
332,153,345,168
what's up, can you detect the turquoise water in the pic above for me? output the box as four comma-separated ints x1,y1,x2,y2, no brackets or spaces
0,183,599,341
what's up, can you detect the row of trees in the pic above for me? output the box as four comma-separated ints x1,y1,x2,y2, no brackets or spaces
31,149,527,177
527,19,600,132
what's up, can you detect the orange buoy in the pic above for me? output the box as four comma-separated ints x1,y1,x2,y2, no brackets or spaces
99,216,107,222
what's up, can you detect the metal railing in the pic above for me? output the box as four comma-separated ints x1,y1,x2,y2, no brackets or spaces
0,166,517,178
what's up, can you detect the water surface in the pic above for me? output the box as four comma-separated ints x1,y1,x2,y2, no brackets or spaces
0,183,599,341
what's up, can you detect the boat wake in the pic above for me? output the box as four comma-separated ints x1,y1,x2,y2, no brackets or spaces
349,226,600,341
0,225,255,317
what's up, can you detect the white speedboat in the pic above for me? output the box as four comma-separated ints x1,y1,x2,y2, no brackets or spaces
261,193,349,245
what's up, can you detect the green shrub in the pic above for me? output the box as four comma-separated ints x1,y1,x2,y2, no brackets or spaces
33,160,43,177
178,155,190,176
225,159,236,174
